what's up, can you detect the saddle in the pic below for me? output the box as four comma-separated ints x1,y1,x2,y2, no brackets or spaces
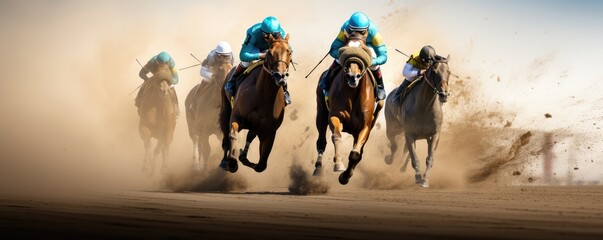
399,77,423,103
230,60,265,108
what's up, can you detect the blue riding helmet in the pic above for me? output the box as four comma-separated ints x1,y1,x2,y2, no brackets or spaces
347,12,370,31
157,51,171,63
260,16,281,34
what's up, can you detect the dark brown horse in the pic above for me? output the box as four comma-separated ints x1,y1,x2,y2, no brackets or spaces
219,34,292,173
185,58,232,171
384,56,451,188
138,65,178,176
313,33,384,185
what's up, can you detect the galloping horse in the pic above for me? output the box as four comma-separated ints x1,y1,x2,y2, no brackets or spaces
138,66,178,175
313,32,384,185
185,58,232,171
384,56,451,188
219,34,292,173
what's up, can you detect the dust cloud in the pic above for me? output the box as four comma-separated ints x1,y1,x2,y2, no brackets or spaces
1,1,602,197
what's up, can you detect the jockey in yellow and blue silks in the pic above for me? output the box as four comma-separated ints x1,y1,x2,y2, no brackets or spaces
320,12,388,101
225,16,292,105
393,45,437,100
136,51,180,116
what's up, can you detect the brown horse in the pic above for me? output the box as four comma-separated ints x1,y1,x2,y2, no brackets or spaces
313,33,384,185
138,65,178,176
384,56,451,188
185,58,232,171
219,34,292,173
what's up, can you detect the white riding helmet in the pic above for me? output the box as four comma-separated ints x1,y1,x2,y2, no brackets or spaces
216,41,232,54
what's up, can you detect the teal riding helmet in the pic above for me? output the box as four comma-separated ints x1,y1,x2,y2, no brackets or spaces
157,51,171,63
347,12,370,31
260,16,281,33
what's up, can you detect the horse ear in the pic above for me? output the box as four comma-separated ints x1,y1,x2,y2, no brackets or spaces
447,54,450,61
285,33,290,41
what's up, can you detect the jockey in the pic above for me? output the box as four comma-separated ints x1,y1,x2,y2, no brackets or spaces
320,12,388,101
200,41,234,84
393,45,436,100
224,16,292,105
136,51,180,117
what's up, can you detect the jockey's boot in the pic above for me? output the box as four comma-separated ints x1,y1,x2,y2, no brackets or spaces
371,68,386,101
225,64,246,99
283,82,292,105
394,79,412,101
319,60,339,96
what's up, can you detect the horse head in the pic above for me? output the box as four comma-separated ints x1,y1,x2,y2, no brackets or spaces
340,31,371,88
425,55,451,103
212,57,233,86
264,33,292,87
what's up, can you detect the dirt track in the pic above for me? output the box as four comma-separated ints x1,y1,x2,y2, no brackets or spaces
2,186,602,239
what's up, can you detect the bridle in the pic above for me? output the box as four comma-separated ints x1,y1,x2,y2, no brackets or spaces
422,61,449,98
262,40,291,81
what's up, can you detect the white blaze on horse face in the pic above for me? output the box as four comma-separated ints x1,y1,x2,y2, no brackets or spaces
347,40,362,48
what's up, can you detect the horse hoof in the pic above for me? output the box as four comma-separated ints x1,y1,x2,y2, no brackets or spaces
333,162,345,172
228,159,238,173
338,172,350,185
384,155,393,165
192,163,201,172
312,166,323,176
219,159,229,171
254,163,267,173
417,179,429,188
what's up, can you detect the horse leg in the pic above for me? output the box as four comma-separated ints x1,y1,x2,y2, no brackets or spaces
329,117,346,172
314,107,329,176
200,132,211,171
191,134,201,171
421,135,437,188
384,120,401,165
239,131,257,168
339,126,371,185
404,134,423,186
142,138,152,175
226,121,240,173
400,143,411,172
254,133,276,173
160,140,170,174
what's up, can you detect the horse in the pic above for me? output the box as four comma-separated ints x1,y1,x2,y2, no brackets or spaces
138,65,178,176
185,58,232,171
383,55,451,188
313,32,384,185
218,33,292,173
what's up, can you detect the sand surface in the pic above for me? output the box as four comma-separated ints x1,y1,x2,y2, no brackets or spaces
2,186,602,239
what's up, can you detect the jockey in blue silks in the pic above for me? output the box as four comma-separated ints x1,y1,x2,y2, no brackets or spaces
320,12,388,101
224,16,292,105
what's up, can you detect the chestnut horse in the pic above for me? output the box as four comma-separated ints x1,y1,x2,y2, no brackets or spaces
219,34,292,173
185,58,232,171
384,56,451,188
138,66,177,176
313,33,384,185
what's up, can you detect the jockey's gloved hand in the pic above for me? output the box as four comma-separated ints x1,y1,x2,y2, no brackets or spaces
259,53,266,59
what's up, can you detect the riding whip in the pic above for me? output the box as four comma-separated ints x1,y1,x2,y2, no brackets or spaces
305,50,331,78
395,48,410,58
395,48,461,79
178,63,201,71
129,59,145,95
190,53,202,63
